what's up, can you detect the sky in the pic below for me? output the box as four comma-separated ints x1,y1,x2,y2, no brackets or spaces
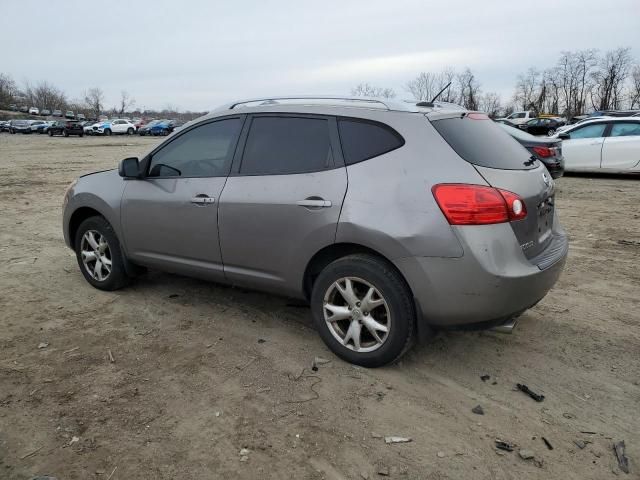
1,0,639,111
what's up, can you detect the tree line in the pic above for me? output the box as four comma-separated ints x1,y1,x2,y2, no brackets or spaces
0,76,203,121
352,46,640,118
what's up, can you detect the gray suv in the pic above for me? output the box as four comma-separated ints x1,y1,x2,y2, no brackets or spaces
62,96,568,367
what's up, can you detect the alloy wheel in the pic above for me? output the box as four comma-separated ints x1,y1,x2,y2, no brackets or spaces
80,230,112,281
323,276,390,352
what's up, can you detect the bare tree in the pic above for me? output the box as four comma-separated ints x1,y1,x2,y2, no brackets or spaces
479,92,502,117
629,65,640,108
457,68,480,110
513,68,540,111
351,82,396,99
84,88,105,118
28,81,67,110
405,69,457,103
0,73,18,107
118,90,135,115
591,47,633,110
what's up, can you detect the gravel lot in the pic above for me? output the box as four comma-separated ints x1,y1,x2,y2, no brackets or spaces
0,133,638,479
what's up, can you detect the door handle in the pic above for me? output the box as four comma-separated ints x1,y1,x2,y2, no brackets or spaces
190,196,215,205
296,199,332,208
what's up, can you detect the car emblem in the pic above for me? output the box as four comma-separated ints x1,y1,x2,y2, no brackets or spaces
542,172,550,185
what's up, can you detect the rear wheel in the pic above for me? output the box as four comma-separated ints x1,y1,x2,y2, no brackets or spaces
74,216,130,291
310,254,415,367
547,128,556,136
127,127,134,135
64,130,69,137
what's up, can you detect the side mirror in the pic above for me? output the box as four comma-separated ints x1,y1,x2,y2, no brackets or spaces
118,157,141,178
558,132,570,140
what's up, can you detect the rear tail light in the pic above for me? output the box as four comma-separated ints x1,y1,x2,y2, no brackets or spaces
432,184,527,225
532,146,554,158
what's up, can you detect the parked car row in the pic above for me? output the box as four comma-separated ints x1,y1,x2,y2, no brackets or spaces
8,104,80,119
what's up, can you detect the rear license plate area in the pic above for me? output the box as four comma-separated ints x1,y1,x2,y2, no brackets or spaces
537,196,554,242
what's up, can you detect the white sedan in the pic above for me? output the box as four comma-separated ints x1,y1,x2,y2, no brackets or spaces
555,118,640,173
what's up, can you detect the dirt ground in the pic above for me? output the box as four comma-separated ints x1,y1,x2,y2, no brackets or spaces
0,132,638,480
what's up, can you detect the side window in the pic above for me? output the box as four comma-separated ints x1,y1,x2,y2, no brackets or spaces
569,123,607,139
240,117,332,175
610,123,640,137
514,112,525,119
148,118,242,178
338,119,404,165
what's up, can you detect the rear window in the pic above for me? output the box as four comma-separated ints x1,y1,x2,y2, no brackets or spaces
431,115,536,170
338,119,404,165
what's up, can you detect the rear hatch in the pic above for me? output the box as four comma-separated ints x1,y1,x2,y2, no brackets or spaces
430,112,556,259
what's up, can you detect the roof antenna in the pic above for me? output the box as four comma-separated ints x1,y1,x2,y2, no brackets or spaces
416,82,452,108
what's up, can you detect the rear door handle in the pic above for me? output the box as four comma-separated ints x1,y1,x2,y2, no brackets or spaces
190,195,215,205
296,199,332,208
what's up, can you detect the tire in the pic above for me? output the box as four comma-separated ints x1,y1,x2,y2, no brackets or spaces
74,216,130,291
547,129,556,136
104,129,112,136
48,130,53,136
310,254,415,367
79,132,84,137
64,130,69,137
10,129,15,134
127,127,134,135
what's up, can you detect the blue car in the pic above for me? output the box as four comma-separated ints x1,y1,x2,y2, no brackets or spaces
150,120,178,136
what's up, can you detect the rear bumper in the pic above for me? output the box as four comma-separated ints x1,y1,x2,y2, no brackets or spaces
394,220,568,327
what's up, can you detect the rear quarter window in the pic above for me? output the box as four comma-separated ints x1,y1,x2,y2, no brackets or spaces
431,115,535,170
338,119,404,165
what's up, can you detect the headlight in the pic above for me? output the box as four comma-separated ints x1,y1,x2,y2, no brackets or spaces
63,178,78,207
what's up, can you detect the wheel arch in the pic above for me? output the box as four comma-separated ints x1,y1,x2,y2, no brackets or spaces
67,206,105,250
303,242,413,301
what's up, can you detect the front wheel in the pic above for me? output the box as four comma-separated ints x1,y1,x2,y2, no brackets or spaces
310,254,416,367
48,130,53,136
104,129,112,136
74,216,130,291
127,127,134,135
64,130,69,137
547,129,556,136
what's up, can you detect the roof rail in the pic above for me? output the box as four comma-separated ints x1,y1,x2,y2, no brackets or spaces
225,95,417,112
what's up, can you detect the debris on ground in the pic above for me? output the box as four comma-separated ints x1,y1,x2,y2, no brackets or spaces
542,437,553,450
257,338,266,343
437,451,445,458
30,477,58,480
240,447,250,462
516,383,545,402
613,440,630,474
480,374,491,382
519,449,535,460
574,440,586,449
617,239,640,247
495,440,514,452
311,356,331,371
471,405,484,415
69,436,79,445
107,349,115,363
384,436,412,444
37,342,49,349
168,294,180,298
377,466,390,476
371,432,383,439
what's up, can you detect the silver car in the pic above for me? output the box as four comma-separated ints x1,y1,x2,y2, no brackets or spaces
62,96,568,367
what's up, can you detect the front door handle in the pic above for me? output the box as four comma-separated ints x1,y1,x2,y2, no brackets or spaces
190,195,215,205
297,199,332,208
